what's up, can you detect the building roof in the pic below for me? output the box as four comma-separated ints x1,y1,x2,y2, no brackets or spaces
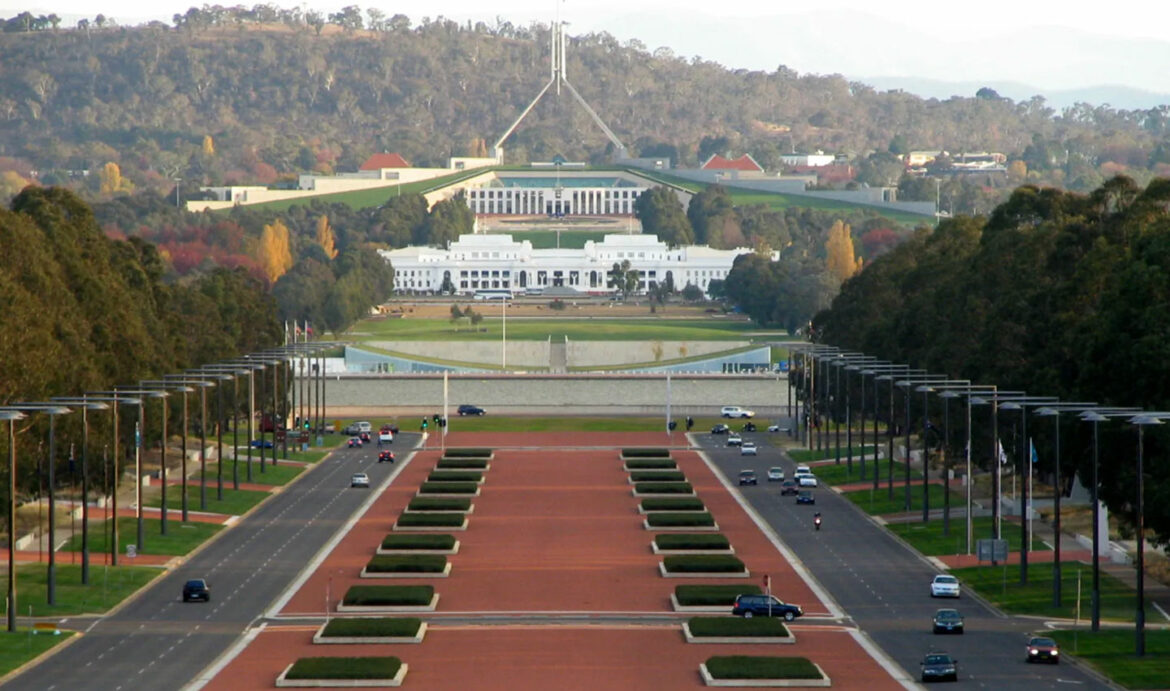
359,153,411,170
700,154,763,172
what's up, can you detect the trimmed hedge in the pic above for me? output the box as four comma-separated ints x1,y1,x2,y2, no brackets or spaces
366,555,448,573
642,498,705,512
321,618,422,638
407,497,471,511
396,513,465,527
419,481,478,494
343,585,434,606
676,585,761,607
625,459,677,470
655,533,731,550
622,448,672,458
689,617,789,637
443,448,493,458
705,656,821,680
285,657,402,680
634,482,693,494
663,555,746,573
646,512,715,527
438,457,489,469
427,470,484,483
630,471,686,482
380,534,456,551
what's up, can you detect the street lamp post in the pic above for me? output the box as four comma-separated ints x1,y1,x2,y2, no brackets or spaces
85,392,143,567
1,409,27,632
50,398,112,584
115,388,166,551
895,376,948,513
1128,413,1168,657
997,396,1057,584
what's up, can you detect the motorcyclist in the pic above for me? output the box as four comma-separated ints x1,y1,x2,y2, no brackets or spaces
813,512,822,531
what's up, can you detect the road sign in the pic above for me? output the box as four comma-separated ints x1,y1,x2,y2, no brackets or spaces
126,544,137,559
976,538,1008,562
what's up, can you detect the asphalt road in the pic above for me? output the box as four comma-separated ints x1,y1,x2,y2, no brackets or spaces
697,426,1114,690
5,436,416,691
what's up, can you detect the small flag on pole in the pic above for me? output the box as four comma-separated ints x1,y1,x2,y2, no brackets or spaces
998,440,1009,465
1029,437,1038,465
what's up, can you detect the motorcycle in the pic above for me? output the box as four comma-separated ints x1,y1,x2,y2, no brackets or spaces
814,513,822,531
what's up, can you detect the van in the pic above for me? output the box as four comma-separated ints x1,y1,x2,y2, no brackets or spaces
344,421,372,435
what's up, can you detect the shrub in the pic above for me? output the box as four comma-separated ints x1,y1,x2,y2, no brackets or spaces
418,482,478,494
407,497,472,512
365,555,448,573
663,555,745,573
623,448,672,458
688,617,789,637
396,513,465,527
380,534,456,551
675,585,761,606
705,656,821,680
343,585,434,606
625,459,677,469
427,471,483,483
642,498,704,512
646,512,715,527
549,298,566,310
437,457,489,469
634,482,693,495
443,448,493,458
655,533,730,550
285,657,402,680
321,618,422,638
630,471,686,482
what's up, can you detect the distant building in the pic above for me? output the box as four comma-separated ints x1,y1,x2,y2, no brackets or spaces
779,152,836,167
906,150,947,167
359,153,411,170
700,154,764,173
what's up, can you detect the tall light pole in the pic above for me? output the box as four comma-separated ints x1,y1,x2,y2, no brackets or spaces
86,392,143,567
115,388,167,551
50,398,112,584
895,375,948,512
998,396,1057,583
1128,413,1168,657
140,381,196,534
0,409,27,632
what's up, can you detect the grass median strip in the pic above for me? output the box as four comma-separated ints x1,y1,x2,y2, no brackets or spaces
365,555,448,574
655,534,731,551
144,485,270,515
805,458,908,486
343,585,435,606
630,471,686,482
647,512,715,527
663,555,746,573
788,445,879,464
0,564,162,617
689,617,789,638
198,462,304,486
844,484,959,516
62,517,223,556
642,498,705,512
320,618,422,638
285,656,402,680
676,584,762,607
889,516,1049,556
0,629,75,676
1048,630,1170,689
951,562,1155,621
705,656,822,680
381,534,457,551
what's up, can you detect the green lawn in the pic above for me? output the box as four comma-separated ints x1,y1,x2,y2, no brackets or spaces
0,564,161,617
62,518,223,556
787,444,884,463
888,516,1049,556
0,629,75,675
239,167,489,212
199,462,304,486
355,317,769,342
843,483,960,516
145,484,270,516
1048,629,1170,689
805,456,905,486
952,562,1154,623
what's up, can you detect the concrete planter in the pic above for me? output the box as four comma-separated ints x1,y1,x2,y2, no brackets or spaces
335,594,439,612
392,519,467,532
670,594,732,613
313,622,427,644
699,663,830,687
405,505,474,514
682,622,794,645
276,663,408,687
376,541,460,555
638,506,705,514
415,488,481,498
360,562,452,579
632,489,697,498
659,562,749,579
623,464,677,472
652,542,734,556
643,520,719,531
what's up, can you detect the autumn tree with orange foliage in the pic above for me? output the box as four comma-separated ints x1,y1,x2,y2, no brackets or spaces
316,214,338,258
259,218,294,283
824,220,862,282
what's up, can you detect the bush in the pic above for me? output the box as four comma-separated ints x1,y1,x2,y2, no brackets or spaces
285,657,402,680
437,457,489,469
343,585,434,606
655,534,730,550
427,471,483,483
625,459,677,469
688,617,789,637
380,534,456,551
663,555,745,573
630,471,686,482
642,498,704,512
675,585,761,606
396,513,466,527
705,656,821,680
634,482,693,495
365,555,448,573
444,448,493,458
646,512,715,527
418,482,478,494
549,298,566,310
623,448,672,458
321,618,422,638
407,497,471,511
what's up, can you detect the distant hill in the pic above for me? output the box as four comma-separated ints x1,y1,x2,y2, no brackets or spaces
857,77,1170,112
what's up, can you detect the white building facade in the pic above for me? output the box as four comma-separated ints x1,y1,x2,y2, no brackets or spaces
378,234,768,296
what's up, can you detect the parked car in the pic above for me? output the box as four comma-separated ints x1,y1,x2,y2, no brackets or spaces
740,442,758,456
731,594,803,621
727,434,743,447
377,451,395,463
930,575,961,598
350,472,370,488
779,480,799,496
347,437,362,448
458,404,486,416
710,424,730,435
323,422,337,434
920,652,959,682
767,467,785,482
796,490,815,505
249,439,274,449
741,421,757,432
182,578,210,603
1025,636,1059,663
932,609,964,634
738,470,758,486
721,406,755,419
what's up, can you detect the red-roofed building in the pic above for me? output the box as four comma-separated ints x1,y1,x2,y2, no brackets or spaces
700,154,763,173
359,153,411,170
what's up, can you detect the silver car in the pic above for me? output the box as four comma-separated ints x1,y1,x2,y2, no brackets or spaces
350,472,370,488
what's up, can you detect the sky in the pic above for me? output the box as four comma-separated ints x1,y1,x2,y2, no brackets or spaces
9,0,1170,105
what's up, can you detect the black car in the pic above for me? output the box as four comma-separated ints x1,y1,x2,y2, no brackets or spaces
710,424,730,435
182,578,210,602
731,594,803,621
779,480,799,496
458,404,486,416
738,470,758,486
932,609,964,634
920,652,959,682
796,490,815,505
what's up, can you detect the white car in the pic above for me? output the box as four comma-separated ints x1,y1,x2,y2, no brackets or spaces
795,472,818,487
740,442,758,456
930,575,961,598
767,467,785,481
350,473,370,488
795,465,812,475
727,434,743,447
767,424,785,433
721,406,755,419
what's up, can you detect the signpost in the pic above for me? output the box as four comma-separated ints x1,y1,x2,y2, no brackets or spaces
976,538,1008,563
